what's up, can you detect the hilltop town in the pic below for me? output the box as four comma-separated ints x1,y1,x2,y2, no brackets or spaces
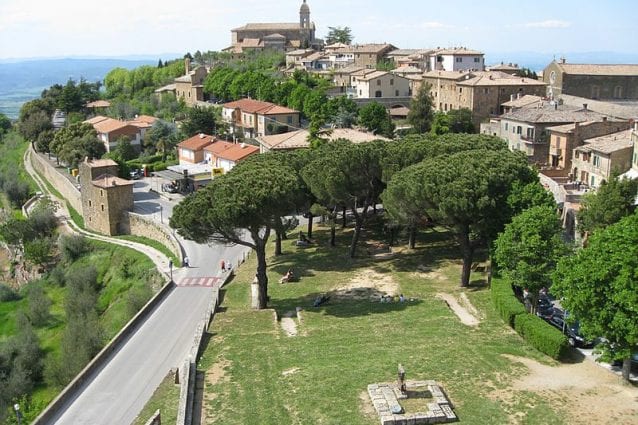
0,1,637,424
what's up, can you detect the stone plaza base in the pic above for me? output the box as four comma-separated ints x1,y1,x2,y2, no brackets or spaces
367,380,457,424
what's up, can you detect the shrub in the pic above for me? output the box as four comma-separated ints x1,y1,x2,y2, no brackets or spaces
48,265,66,286
26,282,51,327
0,283,20,301
491,278,526,327
59,234,90,263
514,313,568,359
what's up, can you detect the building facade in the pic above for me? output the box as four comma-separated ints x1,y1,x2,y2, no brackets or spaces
544,59,638,100
175,59,208,106
350,71,411,99
79,158,134,236
221,99,300,139
428,47,485,72
571,130,634,188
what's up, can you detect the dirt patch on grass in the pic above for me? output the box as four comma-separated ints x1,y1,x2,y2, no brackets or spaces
280,311,298,337
502,355,638,424
282,367,300,376
436,293,480,326
332,268,399,301
202,358,231,424
359,389,378,420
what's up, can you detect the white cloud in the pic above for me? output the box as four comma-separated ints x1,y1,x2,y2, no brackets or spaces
525,20,571,29
420,21,453,30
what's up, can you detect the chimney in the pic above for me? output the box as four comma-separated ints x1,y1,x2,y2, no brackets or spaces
560,56,566,64
517,93,522,99
240,142,246,148
510,94,515,102
602,116,607,122
185,58,191,74
583,103,588,110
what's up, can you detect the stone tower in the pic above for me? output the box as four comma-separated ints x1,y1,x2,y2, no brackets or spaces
299,0,311,47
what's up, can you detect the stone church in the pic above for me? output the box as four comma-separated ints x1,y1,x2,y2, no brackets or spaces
225,1,321,53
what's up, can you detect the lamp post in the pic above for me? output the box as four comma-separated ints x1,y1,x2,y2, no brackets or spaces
14,403,22,425
169,260,173,283
159,204,163,224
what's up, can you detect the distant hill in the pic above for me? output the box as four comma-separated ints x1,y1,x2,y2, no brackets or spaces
0,58,161,119
485,51,638,73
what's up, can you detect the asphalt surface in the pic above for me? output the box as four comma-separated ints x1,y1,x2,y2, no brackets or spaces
49,178,250,425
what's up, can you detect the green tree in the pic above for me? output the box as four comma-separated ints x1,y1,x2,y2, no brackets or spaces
170,159,304,309
24,238,54,267
494,206,569,312
0,113,11,140
325,26,353,45
27,282,52,327
323,96,358,128
18,110,53,147
358,102,395,138
553,212,638,381
407,83,435,133
113,136,137,162
383,148,534,286
302,141,386,257
430,108,475,135
145,120,178,161
50,122,105,167
577,176,638,235
180,106,219,137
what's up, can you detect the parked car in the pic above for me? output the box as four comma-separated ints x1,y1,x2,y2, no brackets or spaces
547,309,595,348
162,182,179,193
535,295,554,320
129,169,143,180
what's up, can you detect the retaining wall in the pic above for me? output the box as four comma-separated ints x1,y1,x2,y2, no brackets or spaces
29,151,82,214
121,211,183,261
32,279,175,425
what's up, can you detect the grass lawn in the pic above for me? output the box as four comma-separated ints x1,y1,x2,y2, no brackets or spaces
131,370,180,425
117,234,180,266
185,222,566,425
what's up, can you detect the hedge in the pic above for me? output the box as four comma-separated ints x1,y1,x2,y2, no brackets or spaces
514,314,568,359
491,277,568,359
491,278,527,327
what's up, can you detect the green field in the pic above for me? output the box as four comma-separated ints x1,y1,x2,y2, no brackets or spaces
140,221,569,424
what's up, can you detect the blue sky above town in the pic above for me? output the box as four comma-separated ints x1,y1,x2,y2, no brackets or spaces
1,0,636,60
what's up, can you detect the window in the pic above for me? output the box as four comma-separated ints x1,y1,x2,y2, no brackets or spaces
287,116,293,124
526,127,534,140
390,78,394,85
517,126,522,135
593,155,601,167
444,103,448,111
100,189,104,197
591,175,595,186
634,152,637,165
591,85,600,99
88,200,92,207
474,57,480,63
375,90,382,98
505,123,509,131
395,89,399,96
455,57,462,63
377,79,381,86
101,204,105,212
359,89,362,96
614,86,623,98
459,87,463,93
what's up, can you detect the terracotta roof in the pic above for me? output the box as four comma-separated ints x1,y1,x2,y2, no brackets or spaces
560,95,638,120
133,115,157,125
240,38,264,48
578,130,634,154
387,49,433,57
459,72,547,87
435,47,483,55
155,83,176,93
488,63,520,71
91,174,134,189
501,104,608,124
340,43,397,54
215,143,259,162
84,158,118,168
203,140,235,154
355,71,389,81
86,100,111,108
301,52,325,62
222,98,298,115
555,63,638,76
287,49,313,56
502,95,544,108
178,134,216,151
93,118,139,134
422,70,470,81
392,66,422,75
84,115,110,125
545,121,621,134
263,33,286,39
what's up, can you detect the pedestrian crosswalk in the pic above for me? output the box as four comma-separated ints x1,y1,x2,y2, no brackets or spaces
176,276,221,288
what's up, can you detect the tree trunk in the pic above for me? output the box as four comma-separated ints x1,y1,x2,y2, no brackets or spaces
349,215,363,258
342,206,347,228
408,225,416,249
457,227,473,287
307,212,313,239
330,221,336,247
274,229,282,256
373,203,377,214
622,357,631,381
255,243,269,309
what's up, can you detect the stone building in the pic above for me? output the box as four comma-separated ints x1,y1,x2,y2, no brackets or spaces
428,47,485,72
546,119,630,173
571,129,635,188
79,158,134,236
336,43,397,69
349,71,411,98
544,59,638,100
175,59,208,106
420,71,547,125
226,0,319,53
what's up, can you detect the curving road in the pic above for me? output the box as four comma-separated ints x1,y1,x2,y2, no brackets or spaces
49,179,249,425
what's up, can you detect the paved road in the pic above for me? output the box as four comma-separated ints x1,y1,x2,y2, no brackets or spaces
50,178,249,425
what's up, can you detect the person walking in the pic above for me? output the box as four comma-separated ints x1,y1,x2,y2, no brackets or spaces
221,259,226,273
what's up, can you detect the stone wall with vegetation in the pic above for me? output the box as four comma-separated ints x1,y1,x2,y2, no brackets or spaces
30,151,82,214
120,212,182,260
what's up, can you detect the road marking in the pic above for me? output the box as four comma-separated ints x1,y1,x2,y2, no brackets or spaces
176,276,221,287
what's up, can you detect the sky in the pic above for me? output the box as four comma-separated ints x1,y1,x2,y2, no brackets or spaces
1,0,637,61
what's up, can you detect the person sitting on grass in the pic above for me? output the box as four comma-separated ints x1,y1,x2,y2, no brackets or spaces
279,268,294,284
